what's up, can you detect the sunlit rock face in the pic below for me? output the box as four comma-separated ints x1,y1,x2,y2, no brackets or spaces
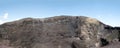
0,16,119,48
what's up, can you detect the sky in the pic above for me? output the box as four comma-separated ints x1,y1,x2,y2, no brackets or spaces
0,0,120,26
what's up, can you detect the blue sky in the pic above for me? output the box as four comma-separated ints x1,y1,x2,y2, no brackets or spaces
0,0,120,26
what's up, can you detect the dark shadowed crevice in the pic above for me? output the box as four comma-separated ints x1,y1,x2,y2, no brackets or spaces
71,43,77,48
0,33,2,38
104,26,114,30
76,16,79,19
114,27,120,42
118,31,120,42
73,17,79,37
100,38,109,47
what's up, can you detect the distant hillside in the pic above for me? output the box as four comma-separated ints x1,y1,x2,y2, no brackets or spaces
0,16,119,48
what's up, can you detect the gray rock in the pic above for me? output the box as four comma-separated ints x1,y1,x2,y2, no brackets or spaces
0,16,119,48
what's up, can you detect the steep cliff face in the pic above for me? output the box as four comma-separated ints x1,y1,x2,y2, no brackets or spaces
0,16,119,48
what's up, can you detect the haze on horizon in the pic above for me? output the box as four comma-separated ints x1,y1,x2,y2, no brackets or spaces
0,0,120,26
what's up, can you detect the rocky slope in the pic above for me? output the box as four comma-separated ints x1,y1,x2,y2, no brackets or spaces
0,16,119,48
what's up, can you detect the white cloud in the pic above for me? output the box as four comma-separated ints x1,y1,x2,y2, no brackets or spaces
0,12,9,24
0,20,4,24
0,20,8,25
3,12,8,19
98,16,101,18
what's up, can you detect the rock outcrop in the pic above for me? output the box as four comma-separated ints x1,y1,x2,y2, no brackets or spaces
0,16,119,48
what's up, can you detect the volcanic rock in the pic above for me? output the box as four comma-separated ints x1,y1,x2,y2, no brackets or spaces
0,16,119,48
